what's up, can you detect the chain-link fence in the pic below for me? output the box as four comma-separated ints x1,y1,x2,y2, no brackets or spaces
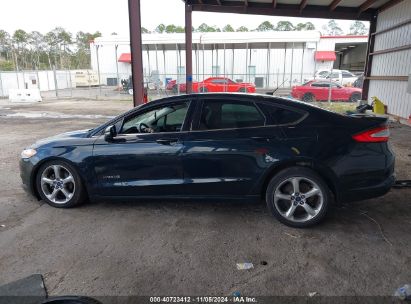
0,66,362,103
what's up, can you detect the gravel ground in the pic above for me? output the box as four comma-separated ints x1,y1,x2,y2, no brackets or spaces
0,98,410,297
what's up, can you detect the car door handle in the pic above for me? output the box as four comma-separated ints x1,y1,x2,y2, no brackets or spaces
156,138,179,145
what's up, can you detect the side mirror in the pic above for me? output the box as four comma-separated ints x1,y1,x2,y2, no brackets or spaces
104,125,117,142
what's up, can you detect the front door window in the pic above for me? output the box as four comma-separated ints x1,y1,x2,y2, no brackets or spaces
121,102,189,134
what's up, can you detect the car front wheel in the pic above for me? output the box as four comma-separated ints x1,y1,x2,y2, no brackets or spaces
266,167,331,228
349,92,361,103
302,93,315,102
36,160,87,208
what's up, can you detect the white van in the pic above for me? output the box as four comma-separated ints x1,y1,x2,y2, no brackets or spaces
313,69,358,86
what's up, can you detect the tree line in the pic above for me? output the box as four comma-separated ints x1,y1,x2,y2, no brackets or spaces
146,20,367,35
0,27,102,71
0,20,367,71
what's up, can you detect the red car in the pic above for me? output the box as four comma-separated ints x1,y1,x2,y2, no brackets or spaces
193,77,256,93
291,80,362,102
166,80,187,92
167,77,256,93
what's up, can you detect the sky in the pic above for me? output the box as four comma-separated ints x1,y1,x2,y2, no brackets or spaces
0,0,366,36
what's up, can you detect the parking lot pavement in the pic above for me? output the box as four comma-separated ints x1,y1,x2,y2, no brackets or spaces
0,98,410,296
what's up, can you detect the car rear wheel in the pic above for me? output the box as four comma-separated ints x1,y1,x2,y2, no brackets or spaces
349,92,361,103
238,87,248,93
265,167,331,228
302,93,315,102
199,87,208,93
36,160,87,208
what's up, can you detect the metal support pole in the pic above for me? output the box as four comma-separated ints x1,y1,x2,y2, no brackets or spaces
211,45,214,76
0,73,3,97
155,44,159,95
53,65,59,98
223,43,226,92
283,43,287,85
176,43,180,95
202,41,205,84
290,42,294,87
68,68,73,97
363,13,377,101
115,44,120,88
128,0,144,106
314,42,318,79
216,44,219,75
232,45,234,80
266,42,271,88
300,43,305,84
163,46,166,85
96,45,102,96
195,44,199,84
146,45,151,82
328,68,332,104
185,4,193,93
245,42,248,85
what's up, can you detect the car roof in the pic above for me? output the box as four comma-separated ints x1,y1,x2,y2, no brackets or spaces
303,80,340,86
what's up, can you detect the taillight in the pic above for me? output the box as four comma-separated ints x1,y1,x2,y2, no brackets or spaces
352,125,390,142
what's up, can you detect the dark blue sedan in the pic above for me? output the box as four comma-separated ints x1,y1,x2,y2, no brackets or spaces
20,94,395,227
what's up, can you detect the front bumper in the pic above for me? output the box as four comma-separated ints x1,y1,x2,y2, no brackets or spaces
19,158,37,197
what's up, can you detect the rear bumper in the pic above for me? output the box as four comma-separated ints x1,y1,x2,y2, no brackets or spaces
339,173,395,203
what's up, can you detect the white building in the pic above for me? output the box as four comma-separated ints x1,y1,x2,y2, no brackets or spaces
90,31,368,89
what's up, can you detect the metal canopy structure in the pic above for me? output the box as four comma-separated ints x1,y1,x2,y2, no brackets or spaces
128,0,405,106
184,0,396,21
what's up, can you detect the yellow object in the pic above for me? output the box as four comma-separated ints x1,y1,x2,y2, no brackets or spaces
372,97,385,114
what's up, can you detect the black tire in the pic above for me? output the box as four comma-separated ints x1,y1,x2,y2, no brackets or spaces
265,167,331,228
238,87,248,93
199,87,208,93
36,160,87,208
349,92,361,103
42,296,102,304
302,93,315,102
41,296,101,304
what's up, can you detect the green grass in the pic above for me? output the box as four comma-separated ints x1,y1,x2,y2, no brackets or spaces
312,102,357,114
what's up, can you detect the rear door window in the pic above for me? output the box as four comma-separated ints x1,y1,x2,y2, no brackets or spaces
342,72,354,78
311,82,329,88
197,100,265,130
258,103,305,125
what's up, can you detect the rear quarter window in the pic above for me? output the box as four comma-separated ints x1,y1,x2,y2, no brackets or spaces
258,103,306,125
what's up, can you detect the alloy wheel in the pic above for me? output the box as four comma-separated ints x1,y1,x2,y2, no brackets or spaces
273,177,323,223
40,165,76,204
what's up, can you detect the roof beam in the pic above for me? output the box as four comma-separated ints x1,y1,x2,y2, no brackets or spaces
244,0,248,6
329,0,343,11
359,0,378,13
378,0,404,12
272,0,277,8
299,0,308,12
190,2,375,21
